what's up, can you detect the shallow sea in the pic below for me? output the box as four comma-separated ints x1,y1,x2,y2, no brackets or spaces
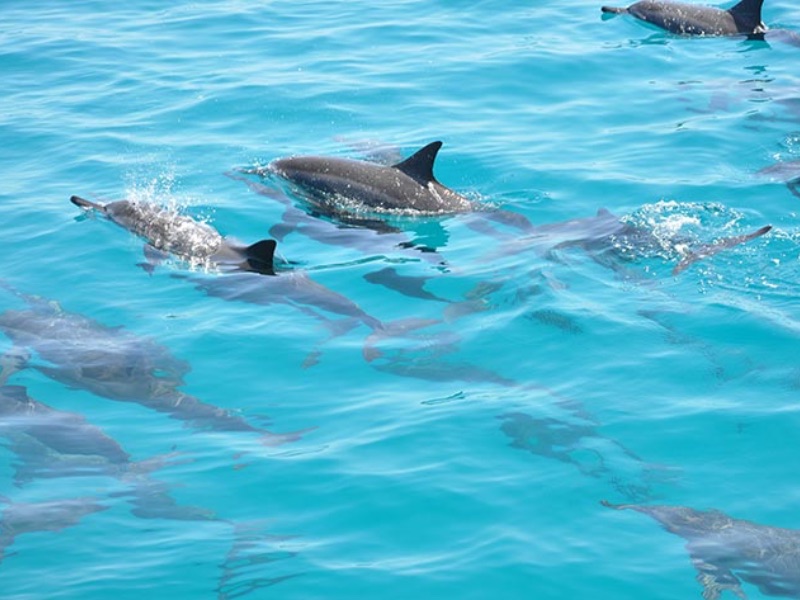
2,1,800,598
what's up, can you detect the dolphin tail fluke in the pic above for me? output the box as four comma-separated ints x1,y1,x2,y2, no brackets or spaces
70,195,106,211
672,225,771,276
601,6,629,14
241,239,278,275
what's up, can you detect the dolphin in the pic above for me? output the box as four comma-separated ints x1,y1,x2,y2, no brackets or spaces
602,500,800,599
758,160,800,200
0,383,215,521
0,286,303,446
70,195,277,275
228,171,450,264
485,208,772,276
500,412,673,502
0,497,108,563
263,141,476,215
601,0,766,36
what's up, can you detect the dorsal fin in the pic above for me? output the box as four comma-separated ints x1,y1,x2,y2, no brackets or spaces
728,0,765,32
392,141,443,185
242,239,277,275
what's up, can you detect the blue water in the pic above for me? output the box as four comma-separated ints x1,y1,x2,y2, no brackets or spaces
2,1,800,598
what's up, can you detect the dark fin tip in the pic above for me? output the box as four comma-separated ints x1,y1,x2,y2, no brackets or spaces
243,239,277,275
392,141,444,185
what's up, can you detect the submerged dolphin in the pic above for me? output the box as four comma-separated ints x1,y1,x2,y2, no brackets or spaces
484,208,771,276
0,497,107,563
70,195,277,274
601,0,766,36
603,500,800,599
0,286,301,445
501,412,668,502
0,383,216,522
264,141,476,215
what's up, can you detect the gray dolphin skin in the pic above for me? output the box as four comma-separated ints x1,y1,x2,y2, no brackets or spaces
70,195,277,275
266,141,476,215
602,500,800,599
601,0,766,36
0,288,300,445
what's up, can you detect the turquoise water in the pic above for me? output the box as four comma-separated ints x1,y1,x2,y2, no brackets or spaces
2,1,800,598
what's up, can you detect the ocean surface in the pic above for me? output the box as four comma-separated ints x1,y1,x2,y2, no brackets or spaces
1,1,800,598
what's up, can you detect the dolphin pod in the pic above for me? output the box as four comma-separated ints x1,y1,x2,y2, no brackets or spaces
601,0,766,36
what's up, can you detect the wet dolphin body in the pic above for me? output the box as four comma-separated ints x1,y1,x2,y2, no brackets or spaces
0,288,300,445
228,172,450,265
601,0,766,36
266,141,476,215
70,195,277,274
603,500,800,599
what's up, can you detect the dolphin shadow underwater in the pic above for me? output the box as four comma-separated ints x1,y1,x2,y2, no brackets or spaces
603,500,800,599
601,0,766,37
0,283,304,447
500,412,676,502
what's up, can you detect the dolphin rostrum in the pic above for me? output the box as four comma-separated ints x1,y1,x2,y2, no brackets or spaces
602,500,800,599
601,0,766,36
70,195,277,274
264,141,476,215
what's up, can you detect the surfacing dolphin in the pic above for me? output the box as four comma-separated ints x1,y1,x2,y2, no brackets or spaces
70,195,277,274
484,207,771,277
261,141,476,215
603,500,800,599
601,0,766,36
